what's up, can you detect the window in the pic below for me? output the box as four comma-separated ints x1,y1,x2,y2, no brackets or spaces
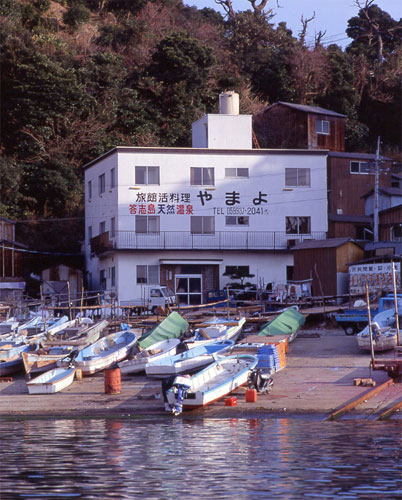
88,226,92,241
285,168,311,187
316,119,330,135
99,173,105,194
99,221,106,234
225,168,249,178
110,217,115,238
392,224,402,242
350,161,369,174
190,167,214,186
136,265,159,284
111,267,116,287
110,168,115,188
88,180,92,200
226,216,249,226
135,166,160,185
286,216,311,234
191,216,215,234
135,215,160,234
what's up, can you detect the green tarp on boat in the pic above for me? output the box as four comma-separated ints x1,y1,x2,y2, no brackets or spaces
138,312,189,349
258,307,306,339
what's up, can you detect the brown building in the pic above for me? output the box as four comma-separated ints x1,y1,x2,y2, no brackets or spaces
0,216,27,278
292,238,364,297
256,101,346,151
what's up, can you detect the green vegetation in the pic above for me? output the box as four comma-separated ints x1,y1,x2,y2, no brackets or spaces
0,0,400,250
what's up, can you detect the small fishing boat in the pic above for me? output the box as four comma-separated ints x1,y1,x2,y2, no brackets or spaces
166,354,258,415
145,340,234,378
192,317,246,344
22,346,76,376
118,338,182,375
74,328,138,375
40,319,108,348
0,342,32,376
357,307,399,352
0,317,19,335
257,306,305,342
26,367,76,395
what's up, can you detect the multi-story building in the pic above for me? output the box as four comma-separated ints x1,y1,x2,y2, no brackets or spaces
84,93,328,305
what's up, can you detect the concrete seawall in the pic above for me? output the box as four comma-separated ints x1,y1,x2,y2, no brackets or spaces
0,328,400,420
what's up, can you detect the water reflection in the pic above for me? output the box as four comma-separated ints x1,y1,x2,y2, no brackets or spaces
0,418,400,499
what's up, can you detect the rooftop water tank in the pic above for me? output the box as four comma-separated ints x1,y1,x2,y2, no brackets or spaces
219,91,239,115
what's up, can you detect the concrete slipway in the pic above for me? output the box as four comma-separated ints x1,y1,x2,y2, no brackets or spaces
0,328,401,420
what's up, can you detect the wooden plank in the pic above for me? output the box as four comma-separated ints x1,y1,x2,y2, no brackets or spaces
376,400,402,420
326,379,394,420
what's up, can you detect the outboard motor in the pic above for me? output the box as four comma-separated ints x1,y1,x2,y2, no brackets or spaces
248,369,273,394
171,376,191,416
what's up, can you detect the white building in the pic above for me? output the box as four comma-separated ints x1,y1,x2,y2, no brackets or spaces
84,93,328,305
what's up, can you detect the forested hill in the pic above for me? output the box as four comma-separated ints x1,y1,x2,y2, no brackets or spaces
0,0,401,247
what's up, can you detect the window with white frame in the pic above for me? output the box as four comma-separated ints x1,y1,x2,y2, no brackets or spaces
226,216,249,226
286,216,311,234
110,168,116,188
136,265,159,284
285,168,311,187
88,180,92,200
225,168,249,178
350,161,369,174
99,221,106,234
99,173,105,194
135,166,160,185
316,119,330,135
191,216,215,234
190,167,214,186
135,215,160,234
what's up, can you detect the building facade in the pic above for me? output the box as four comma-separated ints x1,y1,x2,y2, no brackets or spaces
84,98,328,304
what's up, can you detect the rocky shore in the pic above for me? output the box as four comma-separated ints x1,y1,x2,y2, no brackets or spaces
1,326,400,420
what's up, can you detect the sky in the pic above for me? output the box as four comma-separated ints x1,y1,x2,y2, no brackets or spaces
184,0,402,48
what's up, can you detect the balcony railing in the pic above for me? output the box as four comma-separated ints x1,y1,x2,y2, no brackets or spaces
90,230,327,255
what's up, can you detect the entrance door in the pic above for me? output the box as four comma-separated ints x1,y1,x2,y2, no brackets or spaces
175,274,202,305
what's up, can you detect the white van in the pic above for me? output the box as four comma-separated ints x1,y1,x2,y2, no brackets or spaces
121,285,176,314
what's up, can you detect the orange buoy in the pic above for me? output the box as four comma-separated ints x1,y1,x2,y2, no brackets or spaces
104,367,121,394
245,388,257,403
225,396,237,406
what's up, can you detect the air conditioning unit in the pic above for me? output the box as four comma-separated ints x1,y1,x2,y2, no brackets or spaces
287,239,300,248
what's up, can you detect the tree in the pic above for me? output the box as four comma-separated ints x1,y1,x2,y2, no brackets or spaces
346,2,402,62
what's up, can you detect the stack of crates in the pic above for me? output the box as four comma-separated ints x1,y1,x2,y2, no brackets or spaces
272,338,287,370
256,344,280,373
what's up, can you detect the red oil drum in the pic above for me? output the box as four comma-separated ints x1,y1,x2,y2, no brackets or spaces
104,367,121,395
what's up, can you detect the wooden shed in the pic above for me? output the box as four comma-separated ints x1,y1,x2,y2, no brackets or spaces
256,101,346,151
0,216,27,278
292,238,364,297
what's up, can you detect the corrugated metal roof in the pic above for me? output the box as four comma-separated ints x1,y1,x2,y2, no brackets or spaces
362,187,402,198
268,102,346,118
328,214,372,223
292,238,360,250
328,151,392,161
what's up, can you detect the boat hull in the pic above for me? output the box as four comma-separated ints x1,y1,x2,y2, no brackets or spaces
27,367,76,394
118,338,180,375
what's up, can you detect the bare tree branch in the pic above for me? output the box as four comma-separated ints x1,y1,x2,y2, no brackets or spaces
315,29,326,47
299,11,315,45
214,0,235,19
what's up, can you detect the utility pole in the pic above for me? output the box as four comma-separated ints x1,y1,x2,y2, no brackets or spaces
373,136,380,242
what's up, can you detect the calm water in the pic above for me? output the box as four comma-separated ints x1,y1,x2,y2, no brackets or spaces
0,417,401,499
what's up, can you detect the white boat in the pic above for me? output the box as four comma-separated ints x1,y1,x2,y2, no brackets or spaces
357,307,399,352
0,318,19,335
166,354,258,415
22,346,76,375
145,340,234,378
118,338,181,375
74,328,138,375
192,317,246,344
26,367,76,394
